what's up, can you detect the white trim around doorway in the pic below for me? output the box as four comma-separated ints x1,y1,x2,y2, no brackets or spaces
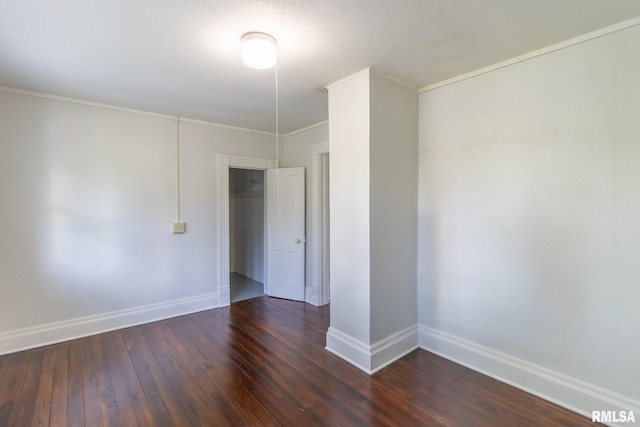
217,154,277,306
309,141,330,306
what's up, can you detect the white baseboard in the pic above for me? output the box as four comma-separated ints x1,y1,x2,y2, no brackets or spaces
326,324,418,375
419,325,640,426
305,284,319,306
219,286,230,307
326,327,373,372
0,292,219,356
371,325,419,373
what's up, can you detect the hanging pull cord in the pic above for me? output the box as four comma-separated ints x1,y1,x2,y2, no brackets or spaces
274,49,280,209
176,116,181,222
275,54,279,169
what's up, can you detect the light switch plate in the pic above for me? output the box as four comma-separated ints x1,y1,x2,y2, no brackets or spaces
173,222,186,234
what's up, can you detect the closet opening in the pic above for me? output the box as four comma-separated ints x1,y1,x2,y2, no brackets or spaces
229,168,266,303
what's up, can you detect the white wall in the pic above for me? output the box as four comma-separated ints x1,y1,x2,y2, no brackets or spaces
418,24,640,412
327,71,371,346
0,89,275,354
369,73,418,343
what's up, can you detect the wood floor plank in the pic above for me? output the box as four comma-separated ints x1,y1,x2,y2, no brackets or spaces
102,330,155,427
8,347,45,427
122,326,189,427
0,296,597,427
0,353,18,422
137,321,226,426
173,316,280,426
48,343,69,427
190,309,311,426
197,306,337,425
88,334,120,427
229,303,386,425
78,336,103,427
100,331,140,426
142,319,242,425
30,345,57,426
162,317,274,425
67,339,85,427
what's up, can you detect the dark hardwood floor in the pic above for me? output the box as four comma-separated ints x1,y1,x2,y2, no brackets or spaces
0,297,595,426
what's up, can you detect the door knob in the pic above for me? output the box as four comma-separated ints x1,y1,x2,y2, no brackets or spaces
295,238,301,243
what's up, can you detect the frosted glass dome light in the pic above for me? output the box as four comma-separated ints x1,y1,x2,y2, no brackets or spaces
241,32,277,69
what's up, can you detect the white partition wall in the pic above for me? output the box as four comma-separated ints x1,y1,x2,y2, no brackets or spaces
326,70,372,363
326,69,419,373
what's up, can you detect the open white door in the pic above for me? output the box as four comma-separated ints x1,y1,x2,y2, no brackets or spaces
266,167,305,301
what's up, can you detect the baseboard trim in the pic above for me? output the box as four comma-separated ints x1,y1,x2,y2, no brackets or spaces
0,292,219,356
326,327,372,372
219,286,231,307
305,284,320,306
419,325,640,425
326,324,419,375
371,325,419,373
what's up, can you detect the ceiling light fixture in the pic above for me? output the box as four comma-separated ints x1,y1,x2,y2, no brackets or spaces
241,32,277,69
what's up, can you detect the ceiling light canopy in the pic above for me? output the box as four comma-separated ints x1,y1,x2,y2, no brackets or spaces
241,32,277,69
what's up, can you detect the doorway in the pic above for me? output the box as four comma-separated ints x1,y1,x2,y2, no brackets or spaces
310,141,330,306
217,154,276,307
229,168,266,303
215,154,307,306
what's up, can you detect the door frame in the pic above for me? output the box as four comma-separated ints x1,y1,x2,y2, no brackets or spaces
217,154,277,307
309,141,330,306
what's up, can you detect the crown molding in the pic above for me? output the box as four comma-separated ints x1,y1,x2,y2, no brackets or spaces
419,16,640,93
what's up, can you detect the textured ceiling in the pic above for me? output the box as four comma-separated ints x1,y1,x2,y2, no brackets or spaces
2,1,640,134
